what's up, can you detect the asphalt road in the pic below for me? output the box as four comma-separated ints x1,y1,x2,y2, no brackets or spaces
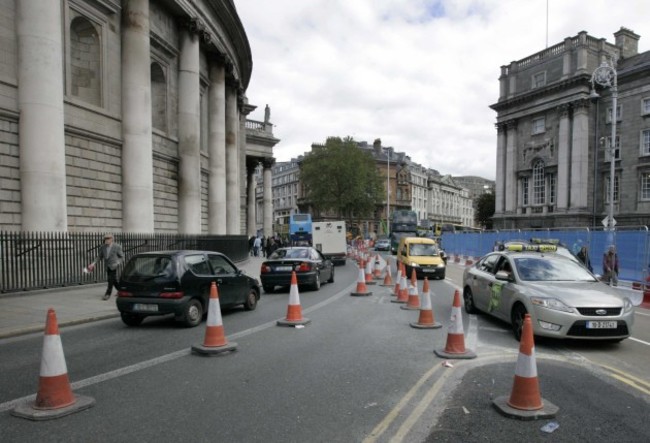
1,256,649,442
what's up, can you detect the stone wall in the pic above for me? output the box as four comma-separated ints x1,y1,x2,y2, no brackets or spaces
0,118,19,230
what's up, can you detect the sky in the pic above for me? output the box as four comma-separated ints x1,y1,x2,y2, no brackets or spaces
235,0,649,180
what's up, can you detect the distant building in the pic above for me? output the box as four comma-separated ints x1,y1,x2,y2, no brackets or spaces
491,27,650,229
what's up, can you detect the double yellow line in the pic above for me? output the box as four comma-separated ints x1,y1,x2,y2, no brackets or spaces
599,364,650,396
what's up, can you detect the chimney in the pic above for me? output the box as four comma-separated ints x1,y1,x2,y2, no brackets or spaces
373,138,382,155
614,27,640,59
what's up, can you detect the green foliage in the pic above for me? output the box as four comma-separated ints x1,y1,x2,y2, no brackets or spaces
475,192,495,229
300,137,384,219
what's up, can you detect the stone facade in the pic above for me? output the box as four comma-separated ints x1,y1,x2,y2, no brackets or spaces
0,0,279,234
492,28,650,229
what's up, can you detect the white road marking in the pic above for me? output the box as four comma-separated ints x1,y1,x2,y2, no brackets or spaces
629,336,650,346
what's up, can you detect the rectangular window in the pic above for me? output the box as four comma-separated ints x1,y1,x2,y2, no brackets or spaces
605,136,621,161
604,175,619,203
532,72,546,89
641,173,650,200
641,129,650,156
549,174,556,204
606,105,622,123
521,177,529,206
533,171,545,205
642,98,650,116
531,117,545,135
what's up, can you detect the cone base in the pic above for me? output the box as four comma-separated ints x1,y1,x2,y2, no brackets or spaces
410,322,442,329
380,283,393,287
191,342,238,355
400,305,420,310
390,299,406,304
350,291,373,296
277,318,311,327
434,348,477,359
365,281,377,285
493,395,559,421
12,394,95,421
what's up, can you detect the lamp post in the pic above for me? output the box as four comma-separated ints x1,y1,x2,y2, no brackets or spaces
590,58,618,242
386,149,390,236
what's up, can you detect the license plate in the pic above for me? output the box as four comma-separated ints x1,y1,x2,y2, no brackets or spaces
586,320,617,329
275,266,293,272
423,269,435,273
133,303,158,312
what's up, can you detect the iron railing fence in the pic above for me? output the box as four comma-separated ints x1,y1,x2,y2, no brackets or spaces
0,232,248,293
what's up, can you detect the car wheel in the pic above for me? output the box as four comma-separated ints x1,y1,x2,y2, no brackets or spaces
511,303,528,341
311,272,321,291
463,287,477,314
439,271,446,280
243,288,258,311
182,298,204,327
120,313,144,327
327,267,335,283
263,285,274,294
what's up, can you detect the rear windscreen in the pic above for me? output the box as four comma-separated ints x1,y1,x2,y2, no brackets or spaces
122,256,174,279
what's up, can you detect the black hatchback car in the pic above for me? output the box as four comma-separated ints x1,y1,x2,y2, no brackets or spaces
116,250,260,327
260,247,334,293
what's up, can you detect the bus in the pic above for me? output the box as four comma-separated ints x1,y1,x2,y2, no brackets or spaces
433,223,482,236
289,213,313,244
390,210,418,254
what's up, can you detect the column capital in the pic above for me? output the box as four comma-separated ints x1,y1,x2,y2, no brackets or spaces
262,157,276,169
557,103,571,118
180,17,213,44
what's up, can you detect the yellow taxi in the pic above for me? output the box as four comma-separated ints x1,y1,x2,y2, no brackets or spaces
396,236,446,280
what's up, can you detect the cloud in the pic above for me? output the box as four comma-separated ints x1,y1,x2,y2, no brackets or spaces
236,0,649,180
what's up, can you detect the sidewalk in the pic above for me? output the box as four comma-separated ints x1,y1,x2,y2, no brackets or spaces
0,256,266,339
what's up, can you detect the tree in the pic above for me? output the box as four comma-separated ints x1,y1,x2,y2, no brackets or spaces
300,137,384,221
475,192,495,229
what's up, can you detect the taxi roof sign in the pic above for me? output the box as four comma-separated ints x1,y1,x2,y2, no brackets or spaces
505,243,557,253
529,238,560,245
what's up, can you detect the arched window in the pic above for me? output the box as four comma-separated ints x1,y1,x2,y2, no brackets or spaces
151,63,167,131
70,17,101,106
532,160,545,205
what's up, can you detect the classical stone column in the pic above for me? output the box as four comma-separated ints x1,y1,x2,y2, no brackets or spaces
121,0,154,232
556,105,570,210
263,158,274,238
225,86,240,234
246,163,257,237
570,102,590,208
177,26,201,234
208,60,226,234
495,124,506,214
504,121,518,213
17,0,67,231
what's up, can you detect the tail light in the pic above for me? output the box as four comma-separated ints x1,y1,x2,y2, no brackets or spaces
297,262,312,272
160,291,184,299
117,290,133,297
261,264,271,273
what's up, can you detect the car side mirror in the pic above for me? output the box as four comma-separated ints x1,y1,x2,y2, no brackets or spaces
495,270,512,281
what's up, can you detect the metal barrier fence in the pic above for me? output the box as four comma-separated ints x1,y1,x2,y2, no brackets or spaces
0,232,248,293
441,226,650,285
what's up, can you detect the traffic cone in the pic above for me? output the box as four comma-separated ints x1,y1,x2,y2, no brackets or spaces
278,271,311,325
401,278,421,310
410,278,442,329
373,254,382,278
12,309,95,420
392,267,409,304
351,262,373,296
381,262,393,287
410,267,418,286
364,257,376,285
493,314,559,420
192,282,238,355
434,290,476,359
393,263,403,295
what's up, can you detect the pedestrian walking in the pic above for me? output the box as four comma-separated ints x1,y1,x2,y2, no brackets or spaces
602,245,619,286
88,233,124,300
253,236,262,257
577,246,593,273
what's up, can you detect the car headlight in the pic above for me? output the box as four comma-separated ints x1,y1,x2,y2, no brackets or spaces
623,297,633,313
409,262,420,268
437,263,446,268
530,296,574,313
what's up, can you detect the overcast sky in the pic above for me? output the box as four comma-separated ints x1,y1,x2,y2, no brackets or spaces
235,0,649,180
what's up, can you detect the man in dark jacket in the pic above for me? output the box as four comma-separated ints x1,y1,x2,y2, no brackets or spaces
602,245,619,286
90,234,125,300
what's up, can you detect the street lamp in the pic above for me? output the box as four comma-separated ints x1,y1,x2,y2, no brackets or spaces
386,149,390,236
590,57,618,242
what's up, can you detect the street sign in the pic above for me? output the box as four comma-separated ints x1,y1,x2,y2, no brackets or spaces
601,216,617,228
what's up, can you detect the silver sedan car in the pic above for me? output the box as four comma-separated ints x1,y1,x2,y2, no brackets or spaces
462,249,634,341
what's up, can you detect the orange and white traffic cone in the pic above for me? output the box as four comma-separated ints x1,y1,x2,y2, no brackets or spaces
278,271,311,325
434,289,476,359
493,314,559,419
381,262,393,287
401,277,421,310
393,263,403,295
365,258,376,285
192,282,238,355
373,254,382,279
12,309,95,420
392,266,409,304
351,262,373,296
410,278,442,329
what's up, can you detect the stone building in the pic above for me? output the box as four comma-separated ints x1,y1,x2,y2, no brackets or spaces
0,0,278,235
491,27,650,229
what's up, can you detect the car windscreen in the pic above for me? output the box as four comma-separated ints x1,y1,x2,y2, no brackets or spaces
409,244,439,256
122,256,174,281
269,248,310,259
513,256,597,282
